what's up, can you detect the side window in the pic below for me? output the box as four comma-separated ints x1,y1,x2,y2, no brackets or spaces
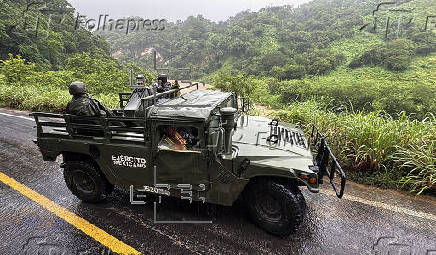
157,125,201,152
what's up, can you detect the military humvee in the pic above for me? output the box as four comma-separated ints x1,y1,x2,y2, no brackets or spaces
31,78,345,236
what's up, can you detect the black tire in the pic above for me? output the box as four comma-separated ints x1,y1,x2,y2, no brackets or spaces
63,161,114,203
244,179,305,236
295,190,307,217
283,183,307,217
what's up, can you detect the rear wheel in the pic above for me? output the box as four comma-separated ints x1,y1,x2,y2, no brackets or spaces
63,161,113,203
244,179,305,236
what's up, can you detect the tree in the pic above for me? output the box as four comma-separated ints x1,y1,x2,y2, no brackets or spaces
349,39,416,71
0,0,109,69
0,54,36,83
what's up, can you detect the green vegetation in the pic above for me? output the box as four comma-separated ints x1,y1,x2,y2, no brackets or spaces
275,102,436,194
213,64,436,194
0,0,109,70
101,0,435,78
0,54,151,112
0,0,435,194
349,38,418,71
274,55,436,120
0,0,152,111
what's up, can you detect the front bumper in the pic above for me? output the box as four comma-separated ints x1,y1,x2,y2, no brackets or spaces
309,126,346,198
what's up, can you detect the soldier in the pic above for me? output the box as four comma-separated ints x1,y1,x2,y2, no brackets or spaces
172,80,181,97
66,81,113,117
157,74,170,93
136,74,146,86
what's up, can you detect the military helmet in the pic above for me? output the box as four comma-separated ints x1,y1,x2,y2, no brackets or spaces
157,74,168,84
136,74,145,85
69,81,88,96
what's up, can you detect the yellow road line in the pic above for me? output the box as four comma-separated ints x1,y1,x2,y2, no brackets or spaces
0,172,141,255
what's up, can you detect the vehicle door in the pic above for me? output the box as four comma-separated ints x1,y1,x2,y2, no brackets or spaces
97,119,154,188
151,121,209,191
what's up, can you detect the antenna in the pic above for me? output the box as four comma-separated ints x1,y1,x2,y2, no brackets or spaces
153,51,156,70
129,69,134,87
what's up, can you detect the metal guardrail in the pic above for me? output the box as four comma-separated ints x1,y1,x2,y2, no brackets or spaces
310,126,346,198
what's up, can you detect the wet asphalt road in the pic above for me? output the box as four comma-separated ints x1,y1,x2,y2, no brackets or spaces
0,108,435,255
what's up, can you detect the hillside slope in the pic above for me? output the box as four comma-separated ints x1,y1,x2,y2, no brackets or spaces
100,0,435,78
0,0,109,69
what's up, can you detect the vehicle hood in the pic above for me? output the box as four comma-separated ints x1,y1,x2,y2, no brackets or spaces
232,115,314,171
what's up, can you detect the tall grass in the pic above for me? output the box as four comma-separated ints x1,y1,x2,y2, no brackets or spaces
0,82,119,112
273,101,436,193
274,54,436,120
395,137,436,194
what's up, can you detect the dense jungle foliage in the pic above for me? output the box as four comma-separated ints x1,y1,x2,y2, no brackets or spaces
0,0,110,69
0,0,153,109
101,0,435,75
0,0,435,193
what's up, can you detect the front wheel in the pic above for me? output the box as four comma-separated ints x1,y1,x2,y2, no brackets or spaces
63,161,114,203
244,180,306,236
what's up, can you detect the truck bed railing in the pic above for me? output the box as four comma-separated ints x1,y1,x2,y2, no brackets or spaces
30,112,67,137
30,113,147,143
118,92,132,108
309,126,346,198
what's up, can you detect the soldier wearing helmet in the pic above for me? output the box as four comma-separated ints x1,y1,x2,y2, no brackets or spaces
157,74,174,92
136,74,146,86
66,81,112,117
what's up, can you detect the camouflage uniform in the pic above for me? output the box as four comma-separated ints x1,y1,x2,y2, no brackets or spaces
66,95,103,116
66,81,113,117
66,81,116,136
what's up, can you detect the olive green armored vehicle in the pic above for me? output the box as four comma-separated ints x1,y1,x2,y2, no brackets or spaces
31,77,345,236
